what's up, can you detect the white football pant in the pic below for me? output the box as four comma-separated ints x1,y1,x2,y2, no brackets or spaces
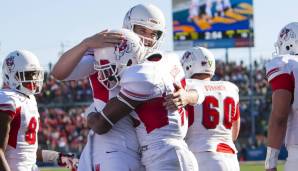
141,139,198,171
285,145,298,171
194,151,239,171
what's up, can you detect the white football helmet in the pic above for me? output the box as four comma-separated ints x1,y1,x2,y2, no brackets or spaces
122,4,166,53
2,50,44,95
180,47,215,78
94,29,145,90
275,22,298,55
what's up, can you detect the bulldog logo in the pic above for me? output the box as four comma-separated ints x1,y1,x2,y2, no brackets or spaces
6,56,15,72
279,28,296,43
114,39,133,59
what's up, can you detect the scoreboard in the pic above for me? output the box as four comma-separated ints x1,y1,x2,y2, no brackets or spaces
173,0,254,50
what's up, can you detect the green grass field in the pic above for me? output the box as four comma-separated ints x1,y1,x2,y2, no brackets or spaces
240,162,284,171
40,162,284,171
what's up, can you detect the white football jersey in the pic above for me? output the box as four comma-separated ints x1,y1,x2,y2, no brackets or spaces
186,80,240,153
71,53,141,170
64,52,139,153
120,52,189,147
0,89,39,169
88,72,139,153
266,55,298,146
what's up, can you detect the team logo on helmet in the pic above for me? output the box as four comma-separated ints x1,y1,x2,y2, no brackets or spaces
6,55,15,72
114,39,133,59
181,51,193,71
202,55,213,67
182,51,191,60
279,28,296,42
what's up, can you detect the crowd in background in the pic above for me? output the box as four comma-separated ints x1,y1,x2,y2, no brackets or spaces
37,59,274,160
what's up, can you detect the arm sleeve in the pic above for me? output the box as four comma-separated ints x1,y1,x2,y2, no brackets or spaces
120,64,163,101
265,57,294,92
64,55,96,81
269,73,294,92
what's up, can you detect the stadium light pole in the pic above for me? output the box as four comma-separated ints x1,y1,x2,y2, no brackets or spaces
225,48,229,63
248,14,256,143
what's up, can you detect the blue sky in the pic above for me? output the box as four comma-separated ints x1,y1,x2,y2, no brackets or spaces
0,0,297,70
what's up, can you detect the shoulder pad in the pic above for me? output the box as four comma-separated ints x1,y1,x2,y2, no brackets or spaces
186,79,205,90
120,64,164,101
265,55,292,81
223,81,239,93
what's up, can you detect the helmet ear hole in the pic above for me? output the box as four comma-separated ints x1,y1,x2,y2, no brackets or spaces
157,31,163,39
286,46,290,50
127,59,133,66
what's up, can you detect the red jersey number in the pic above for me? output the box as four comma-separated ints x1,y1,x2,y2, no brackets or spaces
135,79,187,133
202,96,236,129
25,117,37,145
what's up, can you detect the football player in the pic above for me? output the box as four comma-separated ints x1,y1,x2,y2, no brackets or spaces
80,29,146,171
51,4,167,171
166,47,240,171
86,50,201,171
265,22,298,171
0,50,78,171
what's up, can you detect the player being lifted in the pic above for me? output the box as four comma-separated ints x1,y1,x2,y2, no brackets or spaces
51,3,168,171
265,22,298,171
0,50,78,171
166,47,240,171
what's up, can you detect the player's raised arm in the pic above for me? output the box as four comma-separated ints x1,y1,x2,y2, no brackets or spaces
0,113,12,171
51,30,124,80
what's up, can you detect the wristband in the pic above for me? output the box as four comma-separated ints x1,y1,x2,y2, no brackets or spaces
42,150,59,163
265,146,280,169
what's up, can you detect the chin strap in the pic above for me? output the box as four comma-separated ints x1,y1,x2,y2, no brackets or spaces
42,150,59,163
